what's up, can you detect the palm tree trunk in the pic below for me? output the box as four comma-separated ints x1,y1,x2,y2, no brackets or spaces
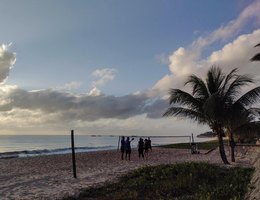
227,129,235,162
230,144,235,162
229,132,235,162
217,131,230,165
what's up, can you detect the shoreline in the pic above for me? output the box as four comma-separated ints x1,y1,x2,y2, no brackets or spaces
0,135,216,158
0,147,258,200
0,137,218,159
0,146,117,159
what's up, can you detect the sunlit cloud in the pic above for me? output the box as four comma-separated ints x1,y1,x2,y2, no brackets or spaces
154,29,260,95
91,68,117,87
88,87,102,96
153,1,260,94
87,68,118,96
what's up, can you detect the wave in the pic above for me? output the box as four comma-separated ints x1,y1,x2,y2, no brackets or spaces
0,145,116,159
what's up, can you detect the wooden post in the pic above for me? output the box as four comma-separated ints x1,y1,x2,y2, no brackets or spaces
71,130,77,178
191,133,194,143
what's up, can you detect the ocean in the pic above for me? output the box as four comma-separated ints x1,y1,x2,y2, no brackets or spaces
0,135,214,159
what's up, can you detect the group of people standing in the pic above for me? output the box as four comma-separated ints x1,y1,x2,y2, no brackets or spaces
120,136,152,160
137,137,152,159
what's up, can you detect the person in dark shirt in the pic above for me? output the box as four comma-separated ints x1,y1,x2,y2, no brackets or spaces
125,137,134,160
138,138,144,159
147,137,152,151
120,136,125,160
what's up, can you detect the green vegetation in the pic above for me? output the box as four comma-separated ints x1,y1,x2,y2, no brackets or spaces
64,163,254,200
159,140,219,150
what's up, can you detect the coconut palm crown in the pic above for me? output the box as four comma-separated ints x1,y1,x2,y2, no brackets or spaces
163,66,260,164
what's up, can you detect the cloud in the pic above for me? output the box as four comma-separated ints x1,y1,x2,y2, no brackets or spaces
1,2,260,135
0,44,16,83
144,98,169,119
56,81,82,91
0,86,207,135
1,87,152,121
0,85,18,111
1,31,260,133
87,68,117,96
207,29,260,75
0,76,175,134
91,68,117,87
154,29,260,96
153,1,260,94
192,0,260,49
88,87,102,96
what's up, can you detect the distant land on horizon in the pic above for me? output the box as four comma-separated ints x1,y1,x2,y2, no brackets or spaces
197,132,217,138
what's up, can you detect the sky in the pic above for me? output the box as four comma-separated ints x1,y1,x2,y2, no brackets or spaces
0,0,260,136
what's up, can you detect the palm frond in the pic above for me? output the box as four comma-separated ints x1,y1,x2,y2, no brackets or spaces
248,107,260,116
250,53,260,61
168,89,202,111
206,66,225,94
224,74,254,102
203,93,229,124
227,103,253,130
185,75,209,99
235,86,260,106
163,107,205,124
254,42,260,47
250,43,260,61
222,68,238,93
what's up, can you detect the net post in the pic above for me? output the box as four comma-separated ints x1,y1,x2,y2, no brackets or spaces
191,133,194,143
189,135,192,154
71,130,77,178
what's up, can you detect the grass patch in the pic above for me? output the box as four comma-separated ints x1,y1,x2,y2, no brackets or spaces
64,162,254,200
159,140,219,150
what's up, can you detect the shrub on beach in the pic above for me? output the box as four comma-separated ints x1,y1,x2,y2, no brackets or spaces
64,162,254,200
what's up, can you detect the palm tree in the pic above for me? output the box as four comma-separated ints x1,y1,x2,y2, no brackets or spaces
218,68,260,162
250,42,260,61
225,98,260,162
163,66,260,164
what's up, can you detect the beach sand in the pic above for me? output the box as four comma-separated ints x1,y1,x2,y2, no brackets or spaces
0,147,258,200
243,146,260,200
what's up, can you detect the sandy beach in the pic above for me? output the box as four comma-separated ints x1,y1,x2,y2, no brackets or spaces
0,147,259,200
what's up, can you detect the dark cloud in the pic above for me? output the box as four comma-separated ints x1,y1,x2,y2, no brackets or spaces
144,98,169,119
2,88,167,122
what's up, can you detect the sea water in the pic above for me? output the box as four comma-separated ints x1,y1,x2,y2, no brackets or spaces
0,135,214,158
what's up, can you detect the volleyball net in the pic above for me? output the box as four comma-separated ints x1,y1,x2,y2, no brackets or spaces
117,134,197,153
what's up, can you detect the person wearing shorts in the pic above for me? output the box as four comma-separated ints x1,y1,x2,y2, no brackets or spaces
125,137,133,160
